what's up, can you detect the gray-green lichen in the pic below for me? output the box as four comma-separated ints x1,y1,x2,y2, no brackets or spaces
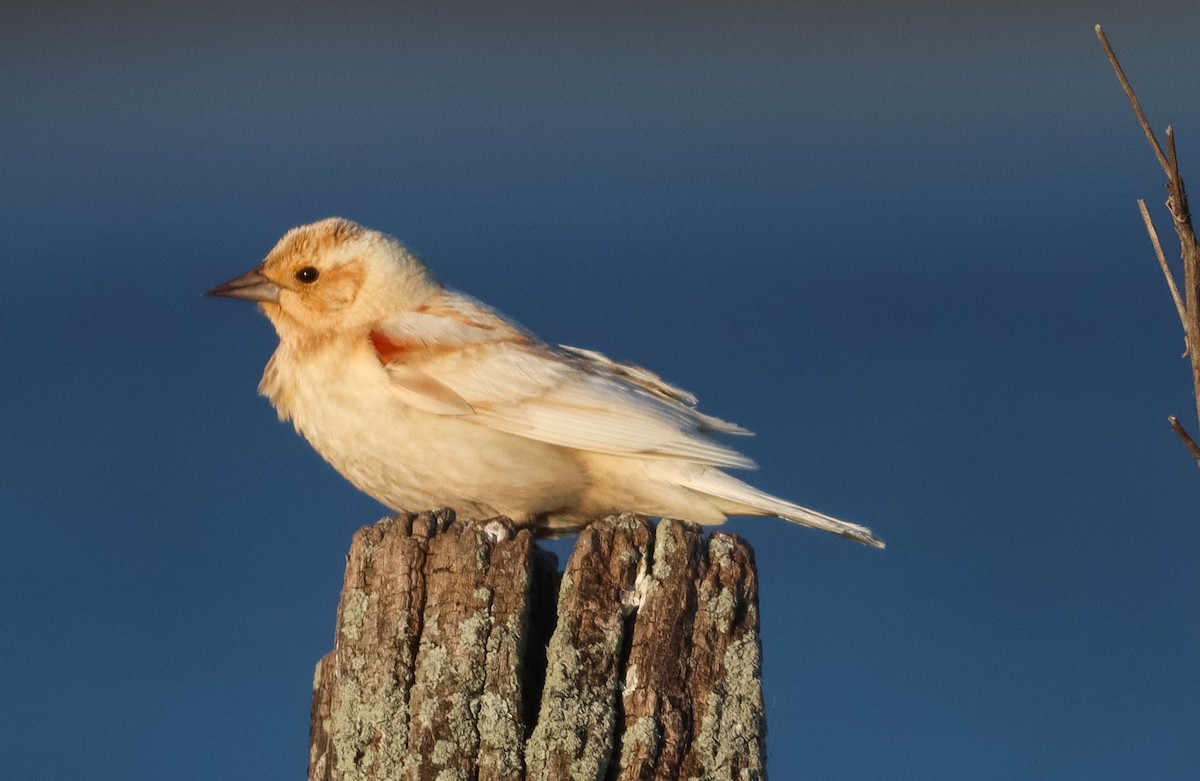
703,584,738,635
434,769,471,781
339,590,370,641
708,534,736,569
406,604,492,776
431,738,457,764
457,612,489,661
323,582,417,779
652,520,678,581
689,632,766,781
525,641,619,781
478,611,526,775
329,672,409,779
477,690,523,774
414,644,450,727
617,715,661,770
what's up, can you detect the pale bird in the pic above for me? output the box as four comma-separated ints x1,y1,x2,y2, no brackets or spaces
209,218,883,548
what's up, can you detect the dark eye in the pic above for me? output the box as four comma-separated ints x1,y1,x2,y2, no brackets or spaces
295,266,320,284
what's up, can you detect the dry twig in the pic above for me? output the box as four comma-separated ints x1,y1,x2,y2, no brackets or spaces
1097,24,1200,466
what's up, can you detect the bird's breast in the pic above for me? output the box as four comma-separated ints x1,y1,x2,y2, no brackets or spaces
258,338,588,518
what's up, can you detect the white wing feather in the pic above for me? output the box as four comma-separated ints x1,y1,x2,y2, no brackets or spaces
373,293,755,469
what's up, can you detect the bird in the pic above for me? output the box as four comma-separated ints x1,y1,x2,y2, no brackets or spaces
208,218,883,548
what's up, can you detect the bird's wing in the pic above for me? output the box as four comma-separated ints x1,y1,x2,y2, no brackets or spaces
369,293,755,468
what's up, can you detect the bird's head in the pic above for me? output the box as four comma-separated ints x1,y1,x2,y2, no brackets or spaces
208,218,439,342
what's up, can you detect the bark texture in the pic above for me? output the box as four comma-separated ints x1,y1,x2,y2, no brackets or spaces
309,511,767,781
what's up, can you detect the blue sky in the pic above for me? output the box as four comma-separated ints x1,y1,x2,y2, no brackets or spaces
3,2,1198,778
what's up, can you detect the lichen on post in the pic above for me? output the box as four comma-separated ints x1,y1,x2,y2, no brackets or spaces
309,511,768,781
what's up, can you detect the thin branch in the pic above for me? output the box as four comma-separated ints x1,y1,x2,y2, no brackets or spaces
1095,25,1170,175
1138,199,1188,326
1166,126,1200,459
1169,416,1200,463
1098,25,1200,468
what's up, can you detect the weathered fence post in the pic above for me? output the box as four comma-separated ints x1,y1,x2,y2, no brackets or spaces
309,510,767,781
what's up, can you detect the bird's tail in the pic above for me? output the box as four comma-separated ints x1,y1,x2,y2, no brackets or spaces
683,469,885,549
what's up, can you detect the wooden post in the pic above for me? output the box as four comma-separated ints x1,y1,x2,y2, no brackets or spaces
309,510,767,781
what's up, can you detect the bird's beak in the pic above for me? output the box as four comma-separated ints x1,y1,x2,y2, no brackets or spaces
207,269,282,304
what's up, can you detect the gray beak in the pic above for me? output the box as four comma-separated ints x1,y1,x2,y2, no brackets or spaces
207,269,282,303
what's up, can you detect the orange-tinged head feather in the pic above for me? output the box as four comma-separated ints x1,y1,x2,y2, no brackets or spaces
253,218,440,344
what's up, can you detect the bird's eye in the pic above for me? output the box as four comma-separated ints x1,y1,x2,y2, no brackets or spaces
295,266,320,284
